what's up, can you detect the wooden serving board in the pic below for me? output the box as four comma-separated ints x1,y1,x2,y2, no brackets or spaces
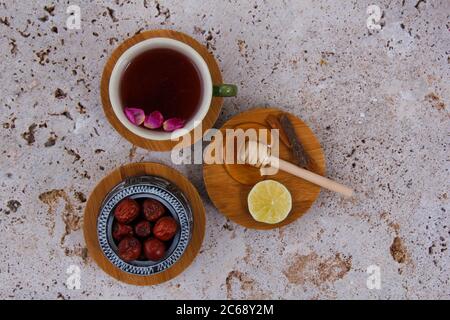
203,108,326,230
83,162,205,285
100,30,224,151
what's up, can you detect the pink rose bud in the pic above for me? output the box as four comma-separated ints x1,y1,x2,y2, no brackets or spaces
163,118,185,132
144,111,164,129
124,108,145,126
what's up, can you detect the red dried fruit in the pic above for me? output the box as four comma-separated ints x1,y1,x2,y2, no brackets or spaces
112,223,134,241
153,216,178,241
118,237,142,262
144,238,166,261
143,199,165,222
114,198,140,224
134,220,151,238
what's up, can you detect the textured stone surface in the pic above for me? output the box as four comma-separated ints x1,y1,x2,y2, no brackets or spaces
0,0,449,299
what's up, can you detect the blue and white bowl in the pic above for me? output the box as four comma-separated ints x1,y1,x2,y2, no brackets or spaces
97,175,193,276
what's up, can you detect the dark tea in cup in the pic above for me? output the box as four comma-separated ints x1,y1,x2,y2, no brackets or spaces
119,48,203,122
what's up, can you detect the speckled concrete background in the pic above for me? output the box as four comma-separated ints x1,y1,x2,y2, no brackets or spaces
0,0,449,300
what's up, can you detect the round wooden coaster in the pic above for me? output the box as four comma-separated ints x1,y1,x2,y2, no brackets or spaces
83,162,206,285
100,30,224,151
203,108,326,230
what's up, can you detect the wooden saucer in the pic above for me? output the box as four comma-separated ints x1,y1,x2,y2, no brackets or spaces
203,108,326,230
83,162,205,285
100,30,224,151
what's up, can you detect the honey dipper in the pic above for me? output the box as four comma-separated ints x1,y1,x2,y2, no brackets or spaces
238,140,354,198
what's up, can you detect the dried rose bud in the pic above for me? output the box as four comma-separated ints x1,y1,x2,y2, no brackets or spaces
144,111,164,129
124,108,145,126
163,118,185,132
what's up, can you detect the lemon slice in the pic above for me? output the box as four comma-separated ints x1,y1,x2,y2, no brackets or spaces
247,180,292,224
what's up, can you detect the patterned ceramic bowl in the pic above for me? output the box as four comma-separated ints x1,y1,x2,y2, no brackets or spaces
97,175,193,276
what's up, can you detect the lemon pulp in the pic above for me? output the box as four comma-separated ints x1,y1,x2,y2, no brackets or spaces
247,180,292,224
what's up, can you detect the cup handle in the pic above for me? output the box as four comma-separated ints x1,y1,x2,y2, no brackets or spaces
213,84,238,97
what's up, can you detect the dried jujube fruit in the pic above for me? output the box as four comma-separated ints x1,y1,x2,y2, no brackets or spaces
112,196,179,263
118,236,142,262
144,238,166,261
134,220,151,238
153,216,178,241
112,223,134,241
114,198,140,224
143,199,165,222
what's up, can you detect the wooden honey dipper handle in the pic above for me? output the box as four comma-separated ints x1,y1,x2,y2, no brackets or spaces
240,140,354,198
270,157,354,198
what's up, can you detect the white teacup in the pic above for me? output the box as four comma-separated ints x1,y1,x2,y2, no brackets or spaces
109,38,237,141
